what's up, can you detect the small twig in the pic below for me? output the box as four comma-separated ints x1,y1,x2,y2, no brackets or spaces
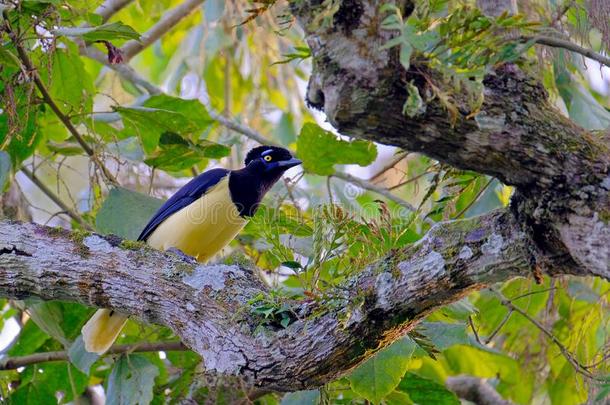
484,309,513,344
369,152,408,183
529,35,610,68
326,176,334,202
20,166,94,231
95,0,134,23
0,341,187,371
510,287,557,301
388,168,434,191
468,315,482,345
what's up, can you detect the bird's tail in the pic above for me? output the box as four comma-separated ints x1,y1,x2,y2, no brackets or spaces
81,309,128,355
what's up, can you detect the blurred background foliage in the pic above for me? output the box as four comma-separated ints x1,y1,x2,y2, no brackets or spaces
0,0,609,403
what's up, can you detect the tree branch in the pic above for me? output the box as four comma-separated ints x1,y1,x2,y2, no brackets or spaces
95,0,134,23
446,375,514,405
1,208,586,390
531,35,610,68
0,341,186,371
120,0,204,61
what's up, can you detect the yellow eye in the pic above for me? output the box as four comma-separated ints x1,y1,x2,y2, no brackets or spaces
264,155,273,162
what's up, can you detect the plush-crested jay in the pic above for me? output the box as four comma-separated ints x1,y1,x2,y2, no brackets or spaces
82,146,301,354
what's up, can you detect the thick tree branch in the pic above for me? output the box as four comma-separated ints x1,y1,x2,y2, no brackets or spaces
1,208,588,390
291,0,609,280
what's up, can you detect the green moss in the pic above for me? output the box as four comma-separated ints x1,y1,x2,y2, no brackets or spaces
119,239,146,251
46,226,68,238
69,229,91,257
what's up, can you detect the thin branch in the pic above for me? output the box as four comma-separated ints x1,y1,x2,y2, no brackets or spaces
493,289,599,380
121,0,204,61
0,341,187,371
208,109,279,146
484,309,513,344
20,166,94,231
95,0,134,23
369,152,408,183
388,168,434,191
468,315,482,345
529,35,610,68
4,23,118,185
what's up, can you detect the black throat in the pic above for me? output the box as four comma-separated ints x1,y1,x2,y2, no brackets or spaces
228,169,282,217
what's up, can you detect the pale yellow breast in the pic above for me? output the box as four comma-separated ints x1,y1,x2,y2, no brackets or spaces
146,176,247,263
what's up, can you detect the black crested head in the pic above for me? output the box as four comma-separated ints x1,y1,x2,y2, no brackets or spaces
244,145,294,166
229,145,301,217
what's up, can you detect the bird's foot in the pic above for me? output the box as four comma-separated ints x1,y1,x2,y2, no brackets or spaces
166,247,197,265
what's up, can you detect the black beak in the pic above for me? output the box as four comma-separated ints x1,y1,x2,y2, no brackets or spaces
276,158,302,169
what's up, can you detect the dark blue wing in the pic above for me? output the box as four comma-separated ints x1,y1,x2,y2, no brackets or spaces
137,168,230,241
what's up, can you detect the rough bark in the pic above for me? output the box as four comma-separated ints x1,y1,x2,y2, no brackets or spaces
291,0,609,280
0,209,563,390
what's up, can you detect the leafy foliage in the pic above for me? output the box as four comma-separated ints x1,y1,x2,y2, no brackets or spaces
297,123,377,175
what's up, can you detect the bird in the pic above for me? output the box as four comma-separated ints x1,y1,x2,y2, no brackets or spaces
81,145,301,354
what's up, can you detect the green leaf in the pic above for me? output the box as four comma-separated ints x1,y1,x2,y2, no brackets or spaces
385,390,414,405
0,47,20,68
0,150,11,190
418,321,470,350
142,94,214,129
0,105,41,167
53,21,140,41
96,187,163,240
348,337,416,403
106,354,159,405
116,95,215,154
296,123,377,175
45,43,94,115
8,320,49,356
438,298,477,321
281,390,320,405
398,372,460,405
281,260,303,270
68,336,100,375
9,363,87,405
399,42,413,70
144,132,230,171
23,299,69,346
